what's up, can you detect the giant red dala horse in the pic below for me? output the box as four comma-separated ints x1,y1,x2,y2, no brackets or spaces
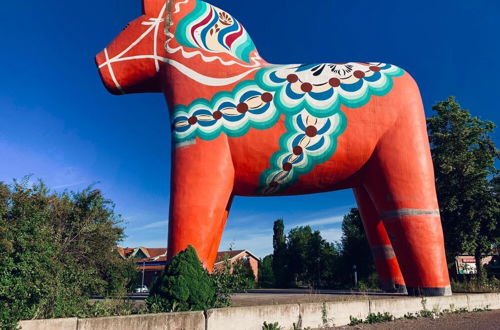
96,0,451,295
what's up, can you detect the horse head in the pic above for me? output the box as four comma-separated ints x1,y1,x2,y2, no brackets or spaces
96,0,266,97
95,0,166,95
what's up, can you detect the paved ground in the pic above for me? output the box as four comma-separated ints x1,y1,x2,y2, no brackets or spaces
113,289,407,306
329,309,500,330
231,289,407,307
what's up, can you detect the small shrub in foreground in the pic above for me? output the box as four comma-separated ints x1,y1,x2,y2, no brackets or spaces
147,246,215,312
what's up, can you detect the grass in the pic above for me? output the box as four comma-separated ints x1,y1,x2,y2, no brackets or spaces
451,277,500,293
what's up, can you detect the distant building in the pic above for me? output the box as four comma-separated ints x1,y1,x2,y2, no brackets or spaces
455,247,500,275
117,247,260,288
213,250,260,281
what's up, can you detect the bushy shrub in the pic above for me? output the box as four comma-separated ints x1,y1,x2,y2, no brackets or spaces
147,246,215,312
0,179,136,328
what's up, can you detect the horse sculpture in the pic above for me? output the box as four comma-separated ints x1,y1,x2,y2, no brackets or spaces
96,0,451,296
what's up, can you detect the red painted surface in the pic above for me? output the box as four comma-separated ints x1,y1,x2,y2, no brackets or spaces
96,0,451,294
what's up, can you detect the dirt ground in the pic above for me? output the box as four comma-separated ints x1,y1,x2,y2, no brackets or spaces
329,309,500,330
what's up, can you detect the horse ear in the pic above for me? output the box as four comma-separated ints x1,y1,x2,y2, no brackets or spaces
142,0,165,16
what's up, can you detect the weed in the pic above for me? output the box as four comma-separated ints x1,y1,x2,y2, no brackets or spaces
472,305,491,312
418,310,435,318
262,321,281,330
292,315,302,330
348,316,364,326
403,312,417,319
321,302,330,327
365,312,394,324
420,297,427,311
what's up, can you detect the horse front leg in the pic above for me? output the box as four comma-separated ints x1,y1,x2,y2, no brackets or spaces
167,137,235,271
206,195,234,269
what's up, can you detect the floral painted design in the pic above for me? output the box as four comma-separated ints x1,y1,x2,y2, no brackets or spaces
259,111,346,194
257,63,404,117
172,81,277,142
175,0,256,63
171,62,405,194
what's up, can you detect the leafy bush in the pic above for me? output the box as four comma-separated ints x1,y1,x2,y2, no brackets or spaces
0,179,137,328
210,255,257,307
147,246,215,312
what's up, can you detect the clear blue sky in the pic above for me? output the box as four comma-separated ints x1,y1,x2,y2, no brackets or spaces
1,0,499,257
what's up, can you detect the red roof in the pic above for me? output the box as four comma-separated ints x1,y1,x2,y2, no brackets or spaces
215,250,245,263
117,247,136,258
146,248,167,258
118,247,259,265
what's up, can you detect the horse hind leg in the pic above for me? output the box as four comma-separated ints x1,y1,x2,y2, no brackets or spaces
363,87,451,296
353,187,406,293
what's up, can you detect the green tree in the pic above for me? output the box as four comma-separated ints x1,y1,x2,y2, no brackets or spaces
339,208,375,286
272,219,289,287
148,246,215,312
232,258,256,289
428,97,500,278
287,226,313,285
258,255,275,288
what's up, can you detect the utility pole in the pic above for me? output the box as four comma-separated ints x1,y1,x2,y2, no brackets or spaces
141,261,145,289
353,264,358,287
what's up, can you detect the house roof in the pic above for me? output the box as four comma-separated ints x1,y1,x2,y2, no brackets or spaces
120,247,260,271
146,248,168,258
215,250,246,263
117,247,136,258
117,247,167,259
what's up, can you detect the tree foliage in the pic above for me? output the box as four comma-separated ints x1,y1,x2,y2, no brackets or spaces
258,255,274,288
271,220,340,288
268,213,381,290
272,219,289,287
338,208,375,285
427,97,499,276
0,179,137,328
